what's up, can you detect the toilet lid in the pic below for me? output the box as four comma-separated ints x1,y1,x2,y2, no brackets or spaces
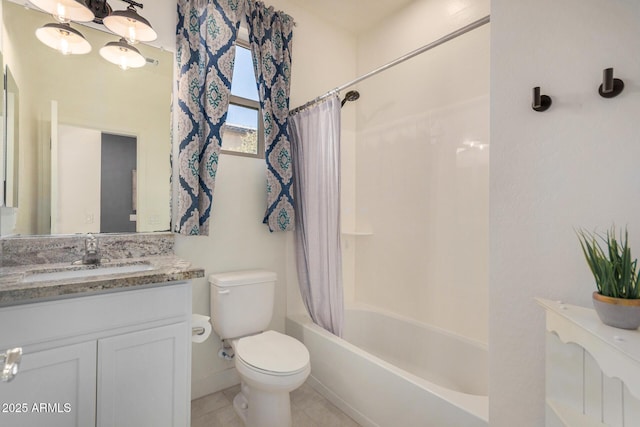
235,330,309,374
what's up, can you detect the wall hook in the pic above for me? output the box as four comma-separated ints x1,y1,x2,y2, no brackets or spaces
598,68,624,98
532,86,552,112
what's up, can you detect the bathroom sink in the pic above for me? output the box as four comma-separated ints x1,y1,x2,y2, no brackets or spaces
23,264,155,283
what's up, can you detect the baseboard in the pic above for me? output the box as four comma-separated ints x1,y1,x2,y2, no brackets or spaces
306,375,378,427
191,367,240,400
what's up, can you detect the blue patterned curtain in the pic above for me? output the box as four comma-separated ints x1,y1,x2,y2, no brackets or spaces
245,0,295,232
175,0,242,235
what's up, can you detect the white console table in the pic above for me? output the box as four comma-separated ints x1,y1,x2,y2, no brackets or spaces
538,298,640,427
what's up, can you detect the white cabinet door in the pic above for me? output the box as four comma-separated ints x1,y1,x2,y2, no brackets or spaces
97,322,189,427
0,341,97,427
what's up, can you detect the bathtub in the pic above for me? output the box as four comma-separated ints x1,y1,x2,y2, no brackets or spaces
286,305,488,427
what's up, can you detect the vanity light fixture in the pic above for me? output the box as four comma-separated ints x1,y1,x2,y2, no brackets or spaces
99,38,146,70
35,22,92,55
30,0,156,66
103,1,157,44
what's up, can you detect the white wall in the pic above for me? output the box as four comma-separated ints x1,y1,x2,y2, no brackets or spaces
0,208,14,236
176,0,357,399
490,0,640,425
356,0,490,74
352,0,490,343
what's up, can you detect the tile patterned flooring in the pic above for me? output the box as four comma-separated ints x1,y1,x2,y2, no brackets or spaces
191,381,361,427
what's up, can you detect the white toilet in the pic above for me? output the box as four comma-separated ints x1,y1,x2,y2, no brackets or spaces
209,270,310,427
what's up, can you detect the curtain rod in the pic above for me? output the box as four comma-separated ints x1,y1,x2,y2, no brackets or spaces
289,14,491,116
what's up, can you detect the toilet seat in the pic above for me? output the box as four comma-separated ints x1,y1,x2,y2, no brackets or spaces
235,330,309,376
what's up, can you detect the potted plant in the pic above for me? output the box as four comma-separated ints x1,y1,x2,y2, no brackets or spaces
577,227,640,330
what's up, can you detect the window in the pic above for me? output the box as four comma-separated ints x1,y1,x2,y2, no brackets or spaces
222,41,263,158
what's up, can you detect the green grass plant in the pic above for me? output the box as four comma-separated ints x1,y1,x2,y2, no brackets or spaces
577,227,640,299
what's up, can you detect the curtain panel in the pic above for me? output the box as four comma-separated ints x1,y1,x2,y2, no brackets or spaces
289,95,344,336
245,0,296,232
175,0,294,235
175,0,242,235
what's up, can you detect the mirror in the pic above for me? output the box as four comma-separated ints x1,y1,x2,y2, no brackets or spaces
1,0,172,236
0,51,4,209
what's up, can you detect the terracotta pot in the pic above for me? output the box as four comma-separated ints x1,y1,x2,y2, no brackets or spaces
592,291,640,330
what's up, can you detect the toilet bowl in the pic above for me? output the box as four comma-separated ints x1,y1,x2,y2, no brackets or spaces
231,330,310,427
209,270,310,427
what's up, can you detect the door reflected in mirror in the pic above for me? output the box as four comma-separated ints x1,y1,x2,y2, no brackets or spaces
1,0,172,236
4,66,19,209
52,124,137,234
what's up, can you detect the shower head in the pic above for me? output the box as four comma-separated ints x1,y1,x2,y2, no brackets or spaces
341,90,360,107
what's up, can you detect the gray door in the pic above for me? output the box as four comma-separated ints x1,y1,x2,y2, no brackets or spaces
100,134,136,233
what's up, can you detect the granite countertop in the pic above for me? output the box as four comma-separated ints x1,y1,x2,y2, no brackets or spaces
0,256,204,306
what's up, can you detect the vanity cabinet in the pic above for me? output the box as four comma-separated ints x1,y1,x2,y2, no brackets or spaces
0,283,192,427
0,341,97,427
97,322,189,426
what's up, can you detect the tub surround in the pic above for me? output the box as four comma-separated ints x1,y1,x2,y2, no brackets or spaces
0,233,204,305
287,307,488,427
343,304,488,397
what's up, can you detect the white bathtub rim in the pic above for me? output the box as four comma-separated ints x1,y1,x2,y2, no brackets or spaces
346,301,488,350
287,313,489,422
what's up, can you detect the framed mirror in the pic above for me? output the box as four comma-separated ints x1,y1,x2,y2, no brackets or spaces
1,0,172,236
0,51,4,209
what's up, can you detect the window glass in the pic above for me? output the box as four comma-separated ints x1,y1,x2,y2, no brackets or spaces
230,45,259,102
223,44,262,158
223,104,259,155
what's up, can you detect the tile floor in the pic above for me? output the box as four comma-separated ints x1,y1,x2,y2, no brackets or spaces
191,381,361,427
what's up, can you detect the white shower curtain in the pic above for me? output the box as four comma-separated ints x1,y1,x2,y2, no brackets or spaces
289,95,344,337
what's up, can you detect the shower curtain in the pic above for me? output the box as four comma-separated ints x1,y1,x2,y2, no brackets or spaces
289,95,344,337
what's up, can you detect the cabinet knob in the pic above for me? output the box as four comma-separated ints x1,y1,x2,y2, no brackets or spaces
1,348,23,382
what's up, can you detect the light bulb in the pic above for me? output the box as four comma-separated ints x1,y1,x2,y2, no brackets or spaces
55,3,69,23
128,26,137,44
59,37,70,55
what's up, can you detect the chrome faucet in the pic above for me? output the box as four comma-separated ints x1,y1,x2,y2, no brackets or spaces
82,233,100,265
0,347,22,382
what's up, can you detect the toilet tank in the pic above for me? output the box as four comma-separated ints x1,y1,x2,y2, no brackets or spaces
209,270,277,340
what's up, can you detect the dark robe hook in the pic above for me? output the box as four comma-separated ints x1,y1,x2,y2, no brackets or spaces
599,68,624,98
532,86,552,112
